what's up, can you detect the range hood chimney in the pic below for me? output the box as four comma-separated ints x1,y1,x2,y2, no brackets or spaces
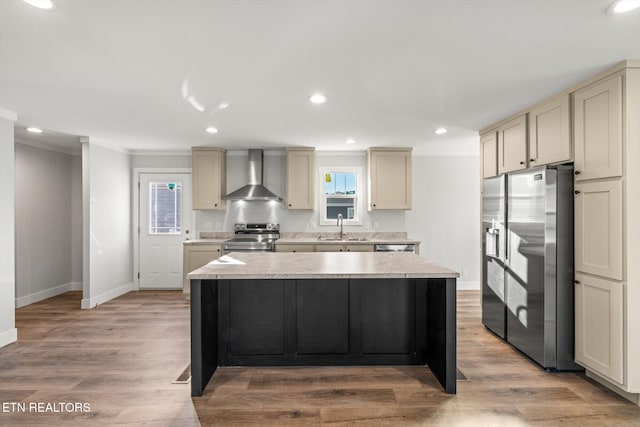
224,149,283,201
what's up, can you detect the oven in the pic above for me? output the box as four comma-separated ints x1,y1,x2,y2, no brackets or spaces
222,223,279,254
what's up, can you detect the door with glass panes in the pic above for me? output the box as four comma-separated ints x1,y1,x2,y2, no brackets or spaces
139,173,191,288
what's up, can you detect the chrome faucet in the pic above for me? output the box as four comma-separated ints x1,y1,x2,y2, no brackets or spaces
337,213,344,240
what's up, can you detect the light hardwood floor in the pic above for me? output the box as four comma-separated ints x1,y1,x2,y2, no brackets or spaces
1,290,639,426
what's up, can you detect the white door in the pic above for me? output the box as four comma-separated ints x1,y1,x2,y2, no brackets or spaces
139,173,191,289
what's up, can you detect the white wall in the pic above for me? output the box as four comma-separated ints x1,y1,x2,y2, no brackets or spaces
131,153,191,169
0,112,17,347
194,150,481,287
407,155,480,288
82,143,133,308
196,151,407,233
14,143,82,307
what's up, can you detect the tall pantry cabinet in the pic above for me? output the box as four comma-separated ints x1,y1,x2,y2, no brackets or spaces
573,65,640,400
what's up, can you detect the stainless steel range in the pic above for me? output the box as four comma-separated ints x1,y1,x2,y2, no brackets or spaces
223,223,280,254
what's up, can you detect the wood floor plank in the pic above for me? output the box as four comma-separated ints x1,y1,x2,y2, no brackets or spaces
1,289,639,426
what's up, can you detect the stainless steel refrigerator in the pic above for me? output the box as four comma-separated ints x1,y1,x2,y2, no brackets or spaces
482,165,581,370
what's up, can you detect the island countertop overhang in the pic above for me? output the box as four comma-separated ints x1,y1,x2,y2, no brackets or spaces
188,252,459,280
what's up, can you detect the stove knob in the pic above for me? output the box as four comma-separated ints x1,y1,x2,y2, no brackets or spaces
266,224,273,230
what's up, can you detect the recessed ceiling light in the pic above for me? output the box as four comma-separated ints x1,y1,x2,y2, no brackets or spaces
217,102,230,110
607,0,640,13
344,139,356,144
26,127,43,133
435,127,448,135
22,0,53,9
309,93,327,104
205,126,218,134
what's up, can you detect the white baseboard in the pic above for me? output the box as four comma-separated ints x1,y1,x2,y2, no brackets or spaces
15,282,83,308
81,282,134,309
456,281,480,290
0,328,18,348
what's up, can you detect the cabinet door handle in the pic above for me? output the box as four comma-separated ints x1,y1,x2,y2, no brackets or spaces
530,158,535,162
214,203,218,207
288,203,292,207
574,170,581,175
372,204,376,208
574,280,581,284
574,190,581,195
519,161,525,165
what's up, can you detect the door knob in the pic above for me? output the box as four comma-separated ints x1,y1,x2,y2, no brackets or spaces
574,190,581,195
519,161,525,165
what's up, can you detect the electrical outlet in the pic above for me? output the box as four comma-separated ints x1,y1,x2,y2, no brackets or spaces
365,222,370,229
309,222,316,230
462,268,468,277
204,222,212,230
373,222,380,230
215,222,221,230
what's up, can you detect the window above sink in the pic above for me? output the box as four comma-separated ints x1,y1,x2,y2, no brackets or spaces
319,166,363,226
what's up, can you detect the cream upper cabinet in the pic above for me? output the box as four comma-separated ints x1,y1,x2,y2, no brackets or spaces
192,147,226,210
480,130,498,178
574,180,623,281
368,147,412,210
286,148,315,210
497,114,527,174
574,74,623,181
528,94,571,166
575,273,624,384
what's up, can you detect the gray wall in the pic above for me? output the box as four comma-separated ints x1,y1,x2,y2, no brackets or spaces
0,114,16,347
194,151,481,287
15,143,82,306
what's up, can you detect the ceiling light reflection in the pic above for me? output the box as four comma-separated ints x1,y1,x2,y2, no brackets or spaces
22,0,53,9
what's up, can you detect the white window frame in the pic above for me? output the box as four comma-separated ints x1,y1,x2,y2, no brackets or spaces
319,166,363,226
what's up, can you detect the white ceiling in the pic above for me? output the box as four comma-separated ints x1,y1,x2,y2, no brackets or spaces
1,0,639,155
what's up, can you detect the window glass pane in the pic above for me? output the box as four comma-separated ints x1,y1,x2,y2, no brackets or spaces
326,196,356,220
149,182,182,234
324,172,356,195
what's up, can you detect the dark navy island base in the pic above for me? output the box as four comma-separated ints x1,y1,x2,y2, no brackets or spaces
190,276,457,396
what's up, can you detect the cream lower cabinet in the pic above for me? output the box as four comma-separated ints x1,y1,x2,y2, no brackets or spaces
275,244,315,253
183,244,222,297
315,244,374,252
574,180,623,281
575,273,624,384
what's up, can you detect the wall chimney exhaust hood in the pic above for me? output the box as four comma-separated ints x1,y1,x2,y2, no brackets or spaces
224,149,283,201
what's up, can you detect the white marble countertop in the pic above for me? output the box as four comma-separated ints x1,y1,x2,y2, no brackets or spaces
188,252,458,280
184,232,419,246
275,237,421,245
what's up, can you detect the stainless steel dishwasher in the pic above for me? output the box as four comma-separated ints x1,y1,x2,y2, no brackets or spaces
374,243,416,253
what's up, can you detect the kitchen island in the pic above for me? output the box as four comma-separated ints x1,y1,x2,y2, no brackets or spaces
188,252,458,396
